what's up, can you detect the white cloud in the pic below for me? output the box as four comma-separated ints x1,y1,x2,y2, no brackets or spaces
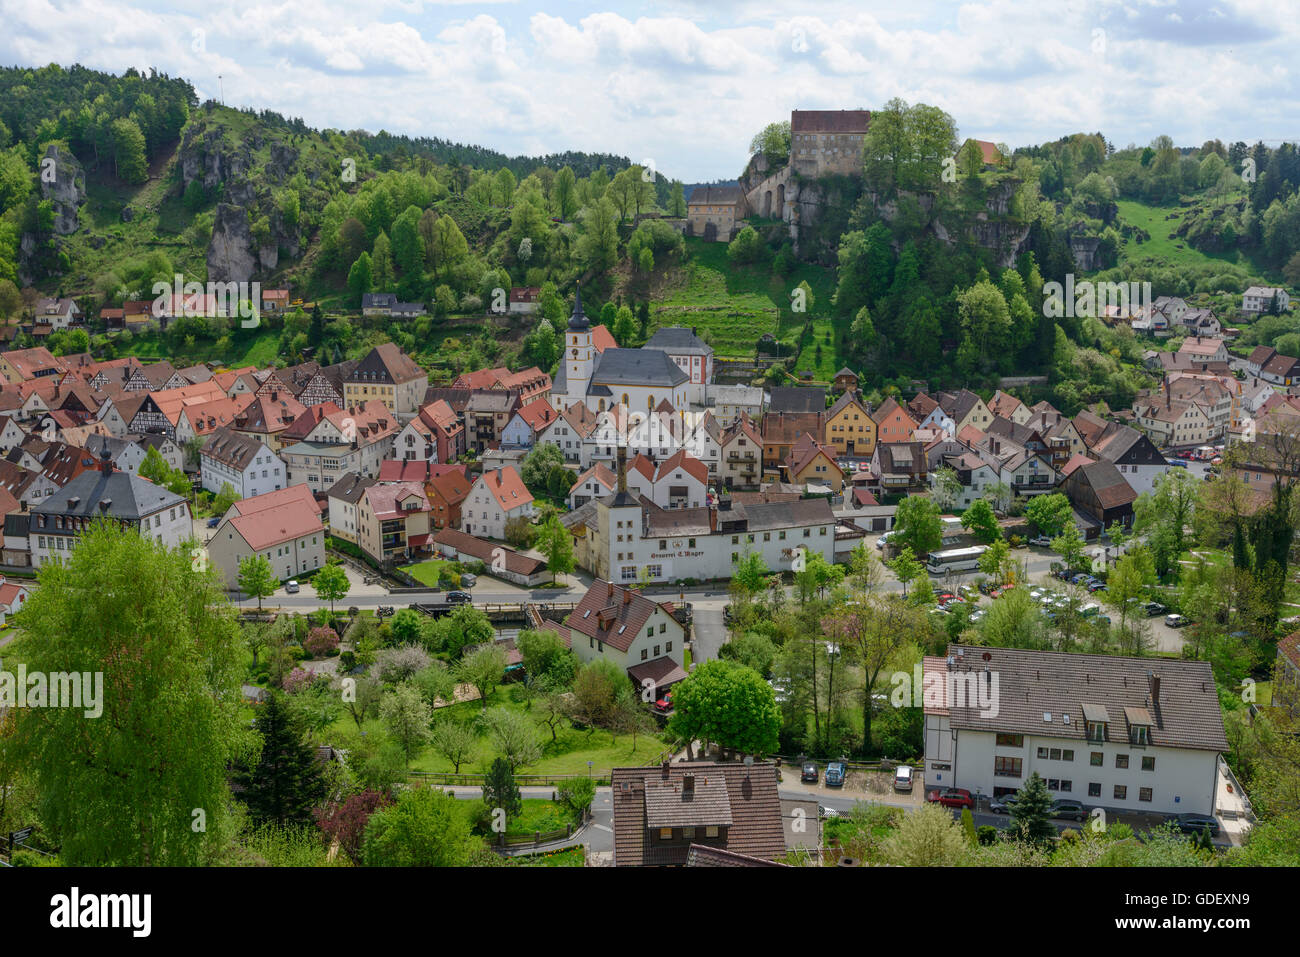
0,0,1296,181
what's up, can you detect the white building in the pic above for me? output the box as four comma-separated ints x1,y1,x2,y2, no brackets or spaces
462,465,536,541
550,289,689,415
206,484,326,587
28,456,192,567
1241,286,1290,315
643,327,714,405
564,488,836,585
200,427,286,498
922,646,1227,817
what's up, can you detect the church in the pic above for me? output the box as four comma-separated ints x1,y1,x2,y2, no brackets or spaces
549,288,690,415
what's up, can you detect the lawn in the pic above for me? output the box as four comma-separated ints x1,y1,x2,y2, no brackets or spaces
509,799,572,836
400,559,454,587
110,327,281,367
506,845,584,866
333,682,672,776
1113,200,1244,273
652,237,838,362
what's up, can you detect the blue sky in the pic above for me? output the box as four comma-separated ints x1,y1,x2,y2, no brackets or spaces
1,0,1296,181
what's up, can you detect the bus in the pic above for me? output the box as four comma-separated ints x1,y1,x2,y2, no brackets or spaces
926,545,988,575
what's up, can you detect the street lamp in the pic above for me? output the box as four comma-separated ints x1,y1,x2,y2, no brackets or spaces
587,760,593,782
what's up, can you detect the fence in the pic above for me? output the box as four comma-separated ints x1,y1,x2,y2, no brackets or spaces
409,770,613,787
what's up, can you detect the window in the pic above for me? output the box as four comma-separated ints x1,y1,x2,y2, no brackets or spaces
1141,756,1155,772
682,827,695,839
1049,748,1061,760
1139,788,1153,803
995,734,1024,748
659,828,672,840
653,645,660,656
1115,754,1129,769
1063,750,1074,761
1090,752,1103,766
1113,785,1127,800
1130,725,1150,746
1086,721,1107,743
641,649,648,661
1088,782,1101,797
665,641,672,652
993,757,1022,777
1059,780,1072,792
705,826,719,838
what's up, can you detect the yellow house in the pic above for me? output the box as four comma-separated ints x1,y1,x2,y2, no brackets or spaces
825,389,876,456
788,435,845,493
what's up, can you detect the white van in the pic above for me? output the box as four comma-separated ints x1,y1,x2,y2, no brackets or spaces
894,765,914,792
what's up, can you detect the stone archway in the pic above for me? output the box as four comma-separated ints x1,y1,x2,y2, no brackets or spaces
763,190,772,218
776,183,786,219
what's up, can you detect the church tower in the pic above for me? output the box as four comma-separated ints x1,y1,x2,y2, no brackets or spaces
565,283,595,405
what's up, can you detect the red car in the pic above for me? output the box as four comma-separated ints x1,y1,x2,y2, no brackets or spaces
926,787,975,809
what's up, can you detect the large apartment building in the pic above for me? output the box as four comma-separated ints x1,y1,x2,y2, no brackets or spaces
923,646,1228,817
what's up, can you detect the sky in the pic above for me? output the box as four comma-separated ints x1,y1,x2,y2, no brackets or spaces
1,0,1297,182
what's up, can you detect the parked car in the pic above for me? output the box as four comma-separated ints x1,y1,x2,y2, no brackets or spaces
894,765,914,792
969,609,987,623
1087,580,1108,593
1169,813,1220,837
1050,799,1088,821
206,516,221,529
989,794,1020,814
1143,602,1166,617
801,762,819,784
460,573,477,587
926,787,974,809
818,804,839,819
1029,535,1053,547
824,762,846,788
285,580,299,594
447,590,473,605
1165,613,1189,628
1071,573,1092,585
653,692,673,714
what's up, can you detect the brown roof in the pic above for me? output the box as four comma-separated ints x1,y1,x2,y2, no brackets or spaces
611,762,786,867
925,645,1228,752
686,844,788,867
565,578,677,653
791,109,870,133
431,527,544,576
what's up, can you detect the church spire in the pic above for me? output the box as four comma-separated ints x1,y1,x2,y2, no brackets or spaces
568,282,590,330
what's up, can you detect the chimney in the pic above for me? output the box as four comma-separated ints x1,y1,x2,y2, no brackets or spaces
623,588,631,605
607,581,614,599
617,444,628,494
1149,671,1160,704
496,467,503,485
682,773,695,794
661,760,671,779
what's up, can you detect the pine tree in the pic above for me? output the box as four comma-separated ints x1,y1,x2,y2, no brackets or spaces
483,757,522,826
235,692,327,829
1009,772,1056,847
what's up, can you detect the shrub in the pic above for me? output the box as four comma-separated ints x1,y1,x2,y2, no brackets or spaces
305,627,340,658
282,667,316,694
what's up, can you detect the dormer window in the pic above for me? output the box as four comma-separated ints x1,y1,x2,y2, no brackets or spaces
1130,724,1150,746
1086,721,1107,743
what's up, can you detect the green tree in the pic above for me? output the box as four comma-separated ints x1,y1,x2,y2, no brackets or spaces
960,498,1001,544
347,252,373,305
888,545,925,596
234,691,327,828
480,706,542,770
749,121,792,165
731,550,769,601
429,215,468,278
455,643,508,709
894,495,943,556
1008,772,1057,846
1026,492,1073,538
12,520,243,865
379,682,433,767
238,554,277,612
553,166,578,220
483,756,522,825
362,787,480,866
1051,522,1087,572
312,562,350,616
429,720,477,773
577,198,619,274
883,802,969,865
110,117,148,184
535,514,575,583
668,659,780,757
978,538,1011,582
